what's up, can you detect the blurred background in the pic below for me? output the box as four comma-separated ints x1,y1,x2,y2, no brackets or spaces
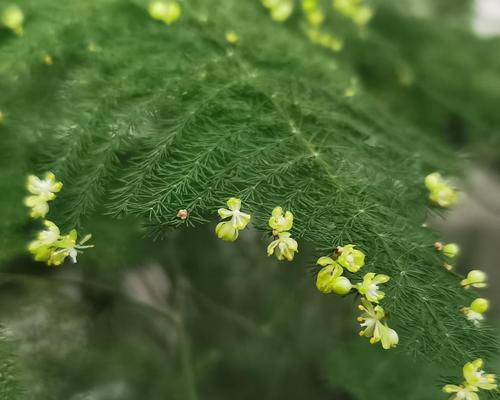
0,0,499,399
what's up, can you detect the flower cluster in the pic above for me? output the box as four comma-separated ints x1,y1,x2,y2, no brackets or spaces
147,1,181,25
302,0,343,52
306,29,343,52
215,199,299,261
267,206,298,261
460,269,489,326
302,0,324,27
333,0,373,27
25,173,93,267
28,221,93,267
215,198,251,241
315,244,396,349
24,172,63,218
215,200,395,349
1,4,24,36
262,0,294,22
425,172,459,208
443,359,497,400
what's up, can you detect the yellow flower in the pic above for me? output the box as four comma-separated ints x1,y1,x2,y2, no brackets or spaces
357,298,398,349
424,172,443,191
333,0,373,26
333,0,359,15
267,206,298,261
43,54,53,65
461,270,487,289
315,257,352,295
307,29,343,52
267,232,298,261
148,1,181,25
305,9,324,27
262,0,294,22
24,196,50,219
352,6,373,26
26,172,63,199
463,359,497,391
302,0,318,12
462,298,489,325
24,172,63,218
337,244,365,273
215,197,251,242
429,185,459,208
355,272,390,303
268,206,293,234
225,31,239,44
1,5,24,36
444,359,497,399
442,385,479,400
28,220,60,262
28,221,93,266
424,172,459,208
344,77,358,97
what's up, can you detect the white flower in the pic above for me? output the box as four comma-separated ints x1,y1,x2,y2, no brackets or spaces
357,298,398,350
267,232,298,261
355,272,390,303
24,172,63,219
215,198,251,241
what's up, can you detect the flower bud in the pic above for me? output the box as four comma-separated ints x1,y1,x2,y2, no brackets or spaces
443,243,460,258
331,276,352,295
470,298,489,314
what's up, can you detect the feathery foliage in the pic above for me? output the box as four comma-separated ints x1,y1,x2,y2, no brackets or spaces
1,0,500,397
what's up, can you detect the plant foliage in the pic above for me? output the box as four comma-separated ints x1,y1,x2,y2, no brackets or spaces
1,0,500,398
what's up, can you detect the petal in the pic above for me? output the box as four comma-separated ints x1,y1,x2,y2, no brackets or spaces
477,382,497,390
232,211,251,230
43,220,60,235
281,211,293,231
373,274,390,284
226,197,241,211
30,201,49,218
425,172,443,191
46,172,63,192
271,206,283,218
48,249,69,266
363,272,376,282
468,392,479,400
317,256,334,266
267,239,279,256
442,385,461,393
218,208,233,219
353,250,365,267
26,175,39,193
216,222,239,241
463,362,476,384
283,237,298,251
316,267,334,293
